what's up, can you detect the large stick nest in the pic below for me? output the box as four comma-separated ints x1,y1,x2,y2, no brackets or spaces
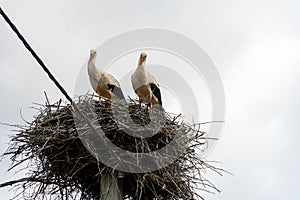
1,94,222,200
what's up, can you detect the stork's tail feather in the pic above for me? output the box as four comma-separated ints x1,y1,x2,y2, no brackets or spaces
150,83,162,106
107,84,125,100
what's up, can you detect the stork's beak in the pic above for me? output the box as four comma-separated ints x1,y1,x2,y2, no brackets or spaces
90,49,97,57
139,53,147,66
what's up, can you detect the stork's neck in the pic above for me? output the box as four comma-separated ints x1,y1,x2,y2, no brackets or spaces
138,61,146,70
88,56,102,74
137,63,148,81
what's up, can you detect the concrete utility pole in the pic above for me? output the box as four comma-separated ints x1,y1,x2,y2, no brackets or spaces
100,173,123,200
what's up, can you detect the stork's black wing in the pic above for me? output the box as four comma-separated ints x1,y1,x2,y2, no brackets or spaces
150,83,162,105
107,84,125,99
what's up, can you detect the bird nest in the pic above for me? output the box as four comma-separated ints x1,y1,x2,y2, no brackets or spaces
1,94,222,200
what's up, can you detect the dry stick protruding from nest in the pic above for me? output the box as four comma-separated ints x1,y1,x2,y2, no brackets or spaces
1,94,223,200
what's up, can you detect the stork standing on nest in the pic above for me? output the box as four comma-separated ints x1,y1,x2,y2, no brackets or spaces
88,49,125,100
131,52,162,107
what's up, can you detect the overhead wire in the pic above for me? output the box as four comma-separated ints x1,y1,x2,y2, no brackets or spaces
0,6,73,103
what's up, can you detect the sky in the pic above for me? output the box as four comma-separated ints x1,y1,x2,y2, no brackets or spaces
1,0,300,199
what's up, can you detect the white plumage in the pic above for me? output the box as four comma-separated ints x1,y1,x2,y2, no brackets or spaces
87,49,125,100
131,52,162,107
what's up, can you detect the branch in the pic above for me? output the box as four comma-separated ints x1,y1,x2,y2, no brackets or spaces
0,177,60,188
0,177,30,188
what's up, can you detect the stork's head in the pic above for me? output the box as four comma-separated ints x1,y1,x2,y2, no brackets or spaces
139,52,147,66
90,49,97,58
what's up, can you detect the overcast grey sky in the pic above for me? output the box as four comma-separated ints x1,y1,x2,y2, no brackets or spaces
1,0,300,199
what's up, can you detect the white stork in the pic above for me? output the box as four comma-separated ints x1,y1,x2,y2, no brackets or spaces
87,49,125,100
131,52,162,107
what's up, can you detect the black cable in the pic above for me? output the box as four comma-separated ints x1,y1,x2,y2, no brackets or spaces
0,7,73,103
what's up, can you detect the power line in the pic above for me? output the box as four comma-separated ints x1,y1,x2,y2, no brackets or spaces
0,7,73,103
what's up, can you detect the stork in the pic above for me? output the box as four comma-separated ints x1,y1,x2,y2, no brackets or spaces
131,52,162,107
87,49,125,100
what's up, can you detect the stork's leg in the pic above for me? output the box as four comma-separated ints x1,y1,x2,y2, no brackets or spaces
145,96,152,112
149,95,153,108
99,96,108,102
